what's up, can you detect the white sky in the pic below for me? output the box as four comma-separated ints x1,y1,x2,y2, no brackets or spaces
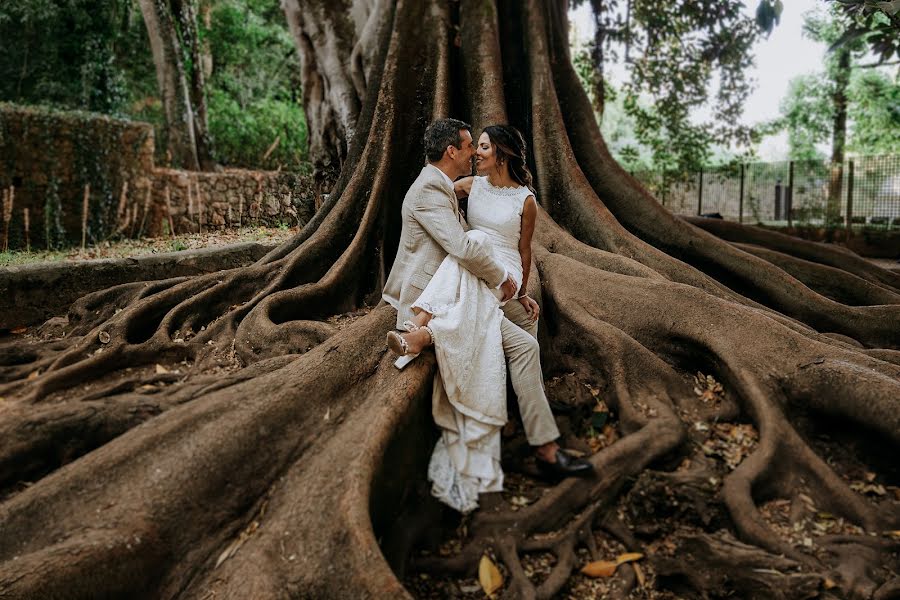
569,0,828,159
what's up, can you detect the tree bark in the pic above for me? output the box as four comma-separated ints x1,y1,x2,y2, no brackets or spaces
282,0,376,192
826,47,851,226
0,1,898,598
138,0,201,171
171,0,216,170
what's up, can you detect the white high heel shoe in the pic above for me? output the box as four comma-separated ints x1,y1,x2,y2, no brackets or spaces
386,321,434,370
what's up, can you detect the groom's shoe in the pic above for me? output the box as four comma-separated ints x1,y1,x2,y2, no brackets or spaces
536,449,594,480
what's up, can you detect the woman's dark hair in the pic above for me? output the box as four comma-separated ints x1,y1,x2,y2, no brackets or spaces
482,125,534,192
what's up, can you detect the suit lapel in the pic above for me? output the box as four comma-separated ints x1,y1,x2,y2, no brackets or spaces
426,164,462,223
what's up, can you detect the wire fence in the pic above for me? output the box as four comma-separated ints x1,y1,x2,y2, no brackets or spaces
633,155,900,230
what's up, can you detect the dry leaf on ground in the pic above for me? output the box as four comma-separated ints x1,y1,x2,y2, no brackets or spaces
581,552,645,579
479,555,503,597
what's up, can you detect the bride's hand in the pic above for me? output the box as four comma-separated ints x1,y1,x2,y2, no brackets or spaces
518,295,540,321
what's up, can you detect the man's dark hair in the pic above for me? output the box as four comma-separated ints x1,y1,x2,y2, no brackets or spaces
423,118,471,163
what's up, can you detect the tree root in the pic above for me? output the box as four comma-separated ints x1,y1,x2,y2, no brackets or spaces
734,242,900,306
683,216,900,292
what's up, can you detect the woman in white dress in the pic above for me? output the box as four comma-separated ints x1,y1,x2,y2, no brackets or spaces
386,125,542,513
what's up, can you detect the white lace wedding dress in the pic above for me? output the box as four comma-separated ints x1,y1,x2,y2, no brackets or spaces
412,176,534,513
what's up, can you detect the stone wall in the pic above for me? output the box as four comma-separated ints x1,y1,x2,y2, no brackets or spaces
0,103,315,251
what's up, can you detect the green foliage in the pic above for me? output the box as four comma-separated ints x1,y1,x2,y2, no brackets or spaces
762,5,900,159
570,0,761,177
0,0,309,171
849,70,900,154
826,0,900,63
0,0,134,114
208,91,308,171
756,0,784,36
768,75,833,160
205,0,308,169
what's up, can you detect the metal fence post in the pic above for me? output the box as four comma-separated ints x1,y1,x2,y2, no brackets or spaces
697,168,703,215
787,161,794,228
845,159,855,231
738,163,745,223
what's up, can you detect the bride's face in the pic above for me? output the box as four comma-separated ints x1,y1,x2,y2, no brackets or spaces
475,132,497,175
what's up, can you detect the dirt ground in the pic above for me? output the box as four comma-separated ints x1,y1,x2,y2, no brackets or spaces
0,226,298,267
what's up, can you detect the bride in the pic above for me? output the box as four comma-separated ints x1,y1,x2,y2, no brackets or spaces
387,124,545,513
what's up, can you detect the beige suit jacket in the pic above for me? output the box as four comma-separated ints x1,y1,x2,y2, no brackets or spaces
383,164,507,328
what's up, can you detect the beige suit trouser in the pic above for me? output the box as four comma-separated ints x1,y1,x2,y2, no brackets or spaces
500,300,560,446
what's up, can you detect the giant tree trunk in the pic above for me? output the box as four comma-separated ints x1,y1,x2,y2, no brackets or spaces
282,0,375,192
1,1,899,599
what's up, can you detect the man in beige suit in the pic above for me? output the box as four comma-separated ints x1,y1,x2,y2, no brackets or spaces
383,118,592,478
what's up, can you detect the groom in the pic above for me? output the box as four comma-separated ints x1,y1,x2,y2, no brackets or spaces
382,118,592,478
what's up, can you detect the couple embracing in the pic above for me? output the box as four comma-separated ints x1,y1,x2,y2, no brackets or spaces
382,119,593,514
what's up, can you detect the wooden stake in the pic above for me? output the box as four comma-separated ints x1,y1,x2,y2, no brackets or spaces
23,208,30,253
164,185,175,238
117,180,129,226
1,187,11,253
81,184,90,251
129,200,139,238
138,186,151,238
197,182,204,235
187,179,194,218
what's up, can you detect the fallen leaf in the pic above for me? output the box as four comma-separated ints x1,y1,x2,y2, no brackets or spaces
510,495,530,507
11,326,27,334
215,537,243,569
479,555,503,597
823,577,837,590
155,364,170,374
582,552,645,578
633,562,646,587
27,370,40,380
616,552,644,565
581,560,618,578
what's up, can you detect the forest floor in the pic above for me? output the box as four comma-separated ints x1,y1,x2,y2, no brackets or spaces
0,225,298,267
403,370,900,599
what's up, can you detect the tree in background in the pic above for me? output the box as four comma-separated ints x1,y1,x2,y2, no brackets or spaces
0,0,131,114
0,0,308,172
569,0,761,178
137,0,215,170
206,0,309,172
0,2,898,598
763,4,900,224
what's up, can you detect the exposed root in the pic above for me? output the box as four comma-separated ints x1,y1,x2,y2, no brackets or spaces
683,216,900,292
734,242,900,306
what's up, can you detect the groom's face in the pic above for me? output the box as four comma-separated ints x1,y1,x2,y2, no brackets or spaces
448,129,475,178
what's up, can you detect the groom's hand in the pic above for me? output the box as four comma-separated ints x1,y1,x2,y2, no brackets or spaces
500,276,517,302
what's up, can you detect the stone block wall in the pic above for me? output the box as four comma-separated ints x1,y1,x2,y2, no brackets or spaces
0,103,315,251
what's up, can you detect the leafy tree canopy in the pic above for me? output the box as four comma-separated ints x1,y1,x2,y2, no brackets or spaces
0,0,308,171
761,5,900,159
569,0,762,177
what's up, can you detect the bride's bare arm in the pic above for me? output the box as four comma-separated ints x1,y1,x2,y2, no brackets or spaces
518,195,537,294
454,176,474,199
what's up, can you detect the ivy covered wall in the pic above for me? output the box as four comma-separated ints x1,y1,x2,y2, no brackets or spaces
0,103,315,251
